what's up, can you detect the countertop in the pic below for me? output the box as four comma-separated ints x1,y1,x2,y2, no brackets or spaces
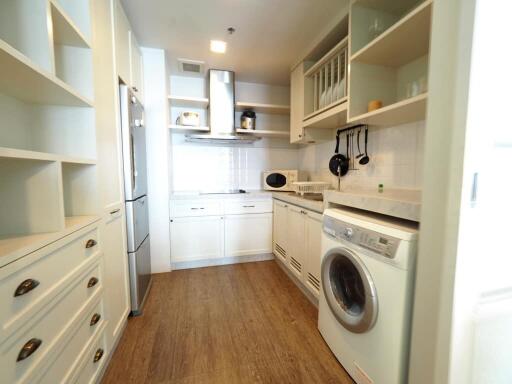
271,192,325,213
324,188,421,222
170,190,273,200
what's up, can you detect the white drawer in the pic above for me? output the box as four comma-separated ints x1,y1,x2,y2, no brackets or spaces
74,329,108,384
0,262,103,384
38,299,105,384
224,200,273,215
170,200,223,218
0,224,100,339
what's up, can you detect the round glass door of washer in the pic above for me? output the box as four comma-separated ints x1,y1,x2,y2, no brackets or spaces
321,248,378,333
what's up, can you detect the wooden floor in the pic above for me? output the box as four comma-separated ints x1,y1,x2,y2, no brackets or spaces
102,260,354,384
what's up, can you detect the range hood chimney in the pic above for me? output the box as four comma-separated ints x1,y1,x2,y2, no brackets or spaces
186,70,259,143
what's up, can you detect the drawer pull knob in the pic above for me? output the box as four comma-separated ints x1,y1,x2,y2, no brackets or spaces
17,338,42,362
90,313,101,326
85,239,97,249
87,277,99,288
14,279,40,297
93,348,104,363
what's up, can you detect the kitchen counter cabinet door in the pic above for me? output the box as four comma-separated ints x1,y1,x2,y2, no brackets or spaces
170,216,224,263
225,213,272,258
304,211,322,298
287,205,306,279
113,0,130,84
129,31,144,103
273,200,289,262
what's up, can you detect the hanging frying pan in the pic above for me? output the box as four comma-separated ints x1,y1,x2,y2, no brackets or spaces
329,131,349,176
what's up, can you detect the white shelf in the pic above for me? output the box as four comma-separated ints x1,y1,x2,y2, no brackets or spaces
0,38,93,107
235,102,290,115
0,147,96,165
349,92,427,126
51,0,91,48
303,101,348,129
169,124,210,133
351,0,432,67
0,216,100,267
304,36,349,78
168,95,209,108
235,129,290,139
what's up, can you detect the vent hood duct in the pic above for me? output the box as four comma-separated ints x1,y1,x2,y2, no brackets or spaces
186,70,259,144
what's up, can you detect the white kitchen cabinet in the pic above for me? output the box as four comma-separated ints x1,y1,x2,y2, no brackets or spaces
287,205,307,279
273,199,323,298
113,0,130,85
170,216,224,263
273,200,289,262
129,31,144,103
225,213,272,258
290,63,305,143
304,211,322,297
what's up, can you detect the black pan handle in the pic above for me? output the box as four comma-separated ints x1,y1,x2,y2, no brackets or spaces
334,132,340,154
365,126,369,155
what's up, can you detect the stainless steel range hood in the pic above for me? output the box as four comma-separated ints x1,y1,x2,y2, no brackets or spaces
186,70,259,143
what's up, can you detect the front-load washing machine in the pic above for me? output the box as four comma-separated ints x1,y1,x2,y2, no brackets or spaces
319,208,418,384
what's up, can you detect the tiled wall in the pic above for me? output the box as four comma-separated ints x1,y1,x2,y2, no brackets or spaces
170,135,300,191
298,121,425,190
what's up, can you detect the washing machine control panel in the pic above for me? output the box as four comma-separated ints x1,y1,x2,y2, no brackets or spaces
323,216,400,259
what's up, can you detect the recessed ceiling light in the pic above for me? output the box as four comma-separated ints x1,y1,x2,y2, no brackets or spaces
210,40,227,54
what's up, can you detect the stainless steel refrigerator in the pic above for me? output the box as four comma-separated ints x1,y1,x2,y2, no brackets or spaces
119,85,151,316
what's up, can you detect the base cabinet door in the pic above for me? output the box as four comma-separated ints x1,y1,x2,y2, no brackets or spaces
225,213,272,258
170,216,224,262
287,205,306,279
304,211,322,297
273,200,289,261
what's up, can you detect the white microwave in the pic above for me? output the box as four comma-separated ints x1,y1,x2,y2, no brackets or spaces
263,170,303,191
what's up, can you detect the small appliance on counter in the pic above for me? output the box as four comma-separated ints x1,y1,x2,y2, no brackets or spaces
240,110,256,130
263,170,305,191
176,111,200,126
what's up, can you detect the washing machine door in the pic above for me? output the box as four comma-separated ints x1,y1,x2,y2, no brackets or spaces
321,247,378,333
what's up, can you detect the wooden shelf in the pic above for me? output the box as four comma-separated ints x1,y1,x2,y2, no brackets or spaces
349,92,427,126
0,216,100,267
169,125,210,133
304,97,348,121
351,0,432,67
0,147,96,165
235,129,290,139
235,102,290,115
51,0,91,48
168,95,209,108
303,101,348,129
304,36,349,78
0,38,93,107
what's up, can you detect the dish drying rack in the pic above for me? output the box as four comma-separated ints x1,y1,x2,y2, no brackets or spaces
292,181,331,196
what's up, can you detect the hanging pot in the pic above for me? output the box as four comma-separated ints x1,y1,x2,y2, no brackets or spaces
329,131,349,177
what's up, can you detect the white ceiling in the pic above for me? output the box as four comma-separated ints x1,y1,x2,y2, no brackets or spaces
120,0,348,85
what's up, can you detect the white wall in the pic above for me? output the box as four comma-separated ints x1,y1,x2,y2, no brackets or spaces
298,121,425,191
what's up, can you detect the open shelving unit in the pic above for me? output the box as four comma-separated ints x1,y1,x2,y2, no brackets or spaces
235,102,290,115
168,95,209,109
0,0,98,260
348,0,432,126
235,129,290,139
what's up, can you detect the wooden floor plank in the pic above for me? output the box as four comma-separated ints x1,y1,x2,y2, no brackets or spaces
101,261,354,384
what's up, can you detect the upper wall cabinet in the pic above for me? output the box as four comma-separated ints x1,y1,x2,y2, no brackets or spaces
348,0,432,125
113,0,130,84
113,0,144,103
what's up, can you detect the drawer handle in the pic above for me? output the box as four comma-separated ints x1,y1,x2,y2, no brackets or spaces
93,348,104,363
110,208,120,215
87,277,99,288
90,313,101,326
85,239,97,249
14,279,40,297
243,205,256,208
17,338,42,362
190,207,205,210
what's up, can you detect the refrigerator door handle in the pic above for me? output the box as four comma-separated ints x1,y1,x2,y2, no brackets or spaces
130,133,136,190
